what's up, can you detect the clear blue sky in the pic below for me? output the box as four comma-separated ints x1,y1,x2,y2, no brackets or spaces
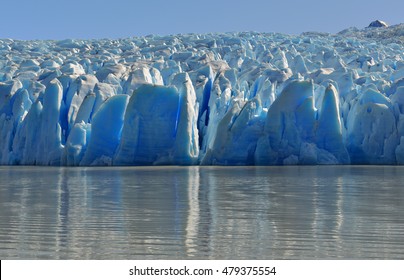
1,0,403,40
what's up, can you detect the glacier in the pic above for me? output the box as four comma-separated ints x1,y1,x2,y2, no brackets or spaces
1,24,404,165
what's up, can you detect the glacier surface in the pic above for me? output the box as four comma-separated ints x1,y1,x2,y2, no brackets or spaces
1,25,404,165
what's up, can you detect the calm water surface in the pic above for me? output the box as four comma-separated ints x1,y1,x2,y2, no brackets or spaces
0,166,403,259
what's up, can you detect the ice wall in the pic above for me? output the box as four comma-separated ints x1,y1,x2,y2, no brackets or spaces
1,26,404,165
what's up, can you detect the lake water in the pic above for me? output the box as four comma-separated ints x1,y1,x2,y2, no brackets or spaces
0,166,403,259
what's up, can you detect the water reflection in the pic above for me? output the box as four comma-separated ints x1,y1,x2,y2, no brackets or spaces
0,166,403,259
185,167,199,257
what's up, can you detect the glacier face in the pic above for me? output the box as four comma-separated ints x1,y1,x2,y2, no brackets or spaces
1,26,404,166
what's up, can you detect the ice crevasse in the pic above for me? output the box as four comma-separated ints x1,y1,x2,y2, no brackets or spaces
1,26,404,165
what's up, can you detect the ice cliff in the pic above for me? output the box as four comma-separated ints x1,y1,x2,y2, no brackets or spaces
1,24,404,165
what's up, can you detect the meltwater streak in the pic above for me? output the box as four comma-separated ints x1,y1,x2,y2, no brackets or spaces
0,166,403,259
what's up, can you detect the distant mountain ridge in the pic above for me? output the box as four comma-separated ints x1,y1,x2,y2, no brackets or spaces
337,22,404,43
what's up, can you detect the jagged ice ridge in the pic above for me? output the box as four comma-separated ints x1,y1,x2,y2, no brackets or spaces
1,25,404,165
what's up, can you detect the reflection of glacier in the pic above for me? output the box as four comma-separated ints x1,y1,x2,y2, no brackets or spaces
185,167,200,256
1,26,404,165
1,166,404,258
